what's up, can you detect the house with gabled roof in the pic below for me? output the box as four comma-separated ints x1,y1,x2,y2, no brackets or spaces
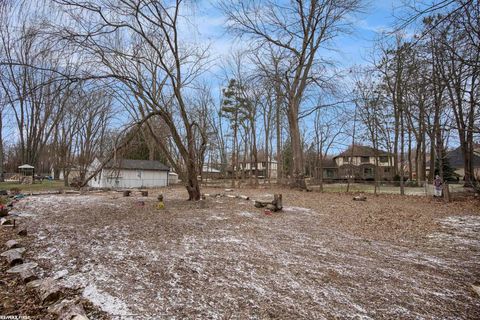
330,145,395,181
446,144,480,181
88,158,171,188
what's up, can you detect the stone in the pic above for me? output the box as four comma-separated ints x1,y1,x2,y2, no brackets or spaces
2,249,23,266
472,285,480,297
19,269,38,283
48,298,89,320
30,277,63,305
0,217,13,225
7,262,38,274
1,247,26,256
5,240,21,249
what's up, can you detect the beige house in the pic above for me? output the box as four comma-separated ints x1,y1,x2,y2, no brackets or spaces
332,145,395,180
237,152,278,179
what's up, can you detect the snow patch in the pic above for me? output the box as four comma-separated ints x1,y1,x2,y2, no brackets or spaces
283,206,313,213
83,284,131,316
238,211,255,217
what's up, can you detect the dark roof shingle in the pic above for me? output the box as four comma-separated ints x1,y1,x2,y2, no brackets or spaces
104,159,170,171
446,145,480,168
334,145,391,158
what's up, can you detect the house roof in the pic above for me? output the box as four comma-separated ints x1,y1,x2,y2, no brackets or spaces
446,144,480,168
104,159,170,171
334,145,391,159
318,157,337,168
18,164,34,169
238,150,277,163
202,166,221,173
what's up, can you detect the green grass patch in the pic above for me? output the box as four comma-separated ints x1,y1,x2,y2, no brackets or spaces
0,180,67,192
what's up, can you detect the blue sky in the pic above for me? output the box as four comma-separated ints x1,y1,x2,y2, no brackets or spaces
190,0,402,69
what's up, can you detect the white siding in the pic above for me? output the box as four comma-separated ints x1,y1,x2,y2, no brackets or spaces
335,156,393,167
88,169,169,188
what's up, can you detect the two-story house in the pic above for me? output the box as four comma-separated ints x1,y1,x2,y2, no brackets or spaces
328,145,395,181
237,152,278,179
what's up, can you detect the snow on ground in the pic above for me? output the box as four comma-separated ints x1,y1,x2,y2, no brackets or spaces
14,190,480,319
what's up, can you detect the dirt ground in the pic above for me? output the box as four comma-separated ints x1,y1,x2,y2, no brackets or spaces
5,186,480,319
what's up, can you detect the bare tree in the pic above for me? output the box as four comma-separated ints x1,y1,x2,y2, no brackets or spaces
220,0,363,189
56,0,211,200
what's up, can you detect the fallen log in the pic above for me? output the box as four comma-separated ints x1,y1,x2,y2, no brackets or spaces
254,200,270,208
254,194,282,212
353,195,367,201
28,277,63,305
3,249,23,266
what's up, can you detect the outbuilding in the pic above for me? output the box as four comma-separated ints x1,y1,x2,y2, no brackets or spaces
88,158,170,189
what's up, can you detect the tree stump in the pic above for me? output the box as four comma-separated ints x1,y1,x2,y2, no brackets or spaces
123,190,131,197
272,194,283,211
443,184,451,202
141,191,148,197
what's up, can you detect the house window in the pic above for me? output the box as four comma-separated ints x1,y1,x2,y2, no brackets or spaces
361,156,369,163
364,167,373,175
384,167,391,173
324,169,335,178
343,156,349,162
380,156,389,163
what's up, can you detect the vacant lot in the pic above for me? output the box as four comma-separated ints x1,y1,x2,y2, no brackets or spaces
10,186,480,319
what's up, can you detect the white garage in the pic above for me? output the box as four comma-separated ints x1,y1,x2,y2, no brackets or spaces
88,158,171,189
